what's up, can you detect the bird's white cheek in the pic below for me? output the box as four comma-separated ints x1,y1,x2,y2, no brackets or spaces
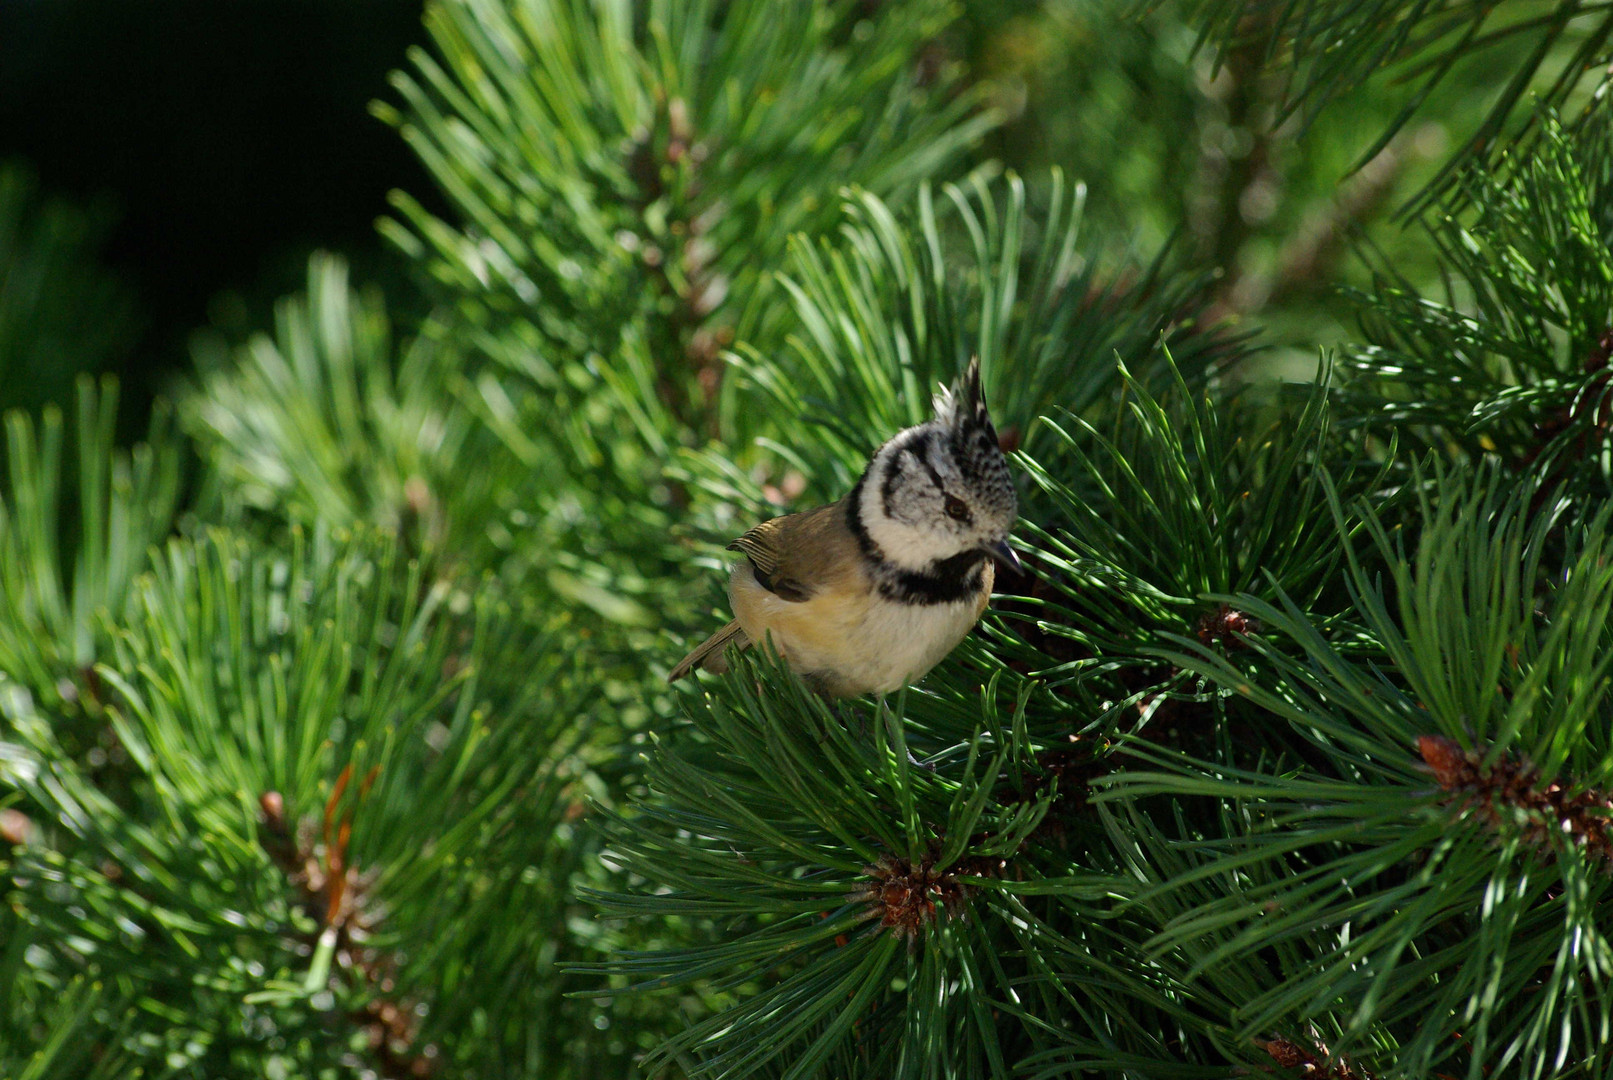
865,513,958,566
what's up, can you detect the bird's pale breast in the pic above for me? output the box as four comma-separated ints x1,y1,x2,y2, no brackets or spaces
728,559,992,697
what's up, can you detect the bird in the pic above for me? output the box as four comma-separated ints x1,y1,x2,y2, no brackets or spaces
668,357,1020,698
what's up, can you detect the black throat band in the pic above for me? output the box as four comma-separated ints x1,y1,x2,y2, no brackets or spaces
846,474,989,606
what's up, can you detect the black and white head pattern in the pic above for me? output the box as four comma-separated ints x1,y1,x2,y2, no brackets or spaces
847,358,1018,599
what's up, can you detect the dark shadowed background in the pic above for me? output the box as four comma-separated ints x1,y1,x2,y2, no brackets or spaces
0,0,442,419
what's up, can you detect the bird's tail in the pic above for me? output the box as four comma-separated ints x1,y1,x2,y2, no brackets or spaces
667,620,749,682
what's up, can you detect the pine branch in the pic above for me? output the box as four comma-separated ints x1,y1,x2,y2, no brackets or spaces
0,376,180,688
1416,733,1613,867
184,254,523,575
1,528,613,1077
996,352,1388,748
584,649,1076,1078
379,0,994,429
0,970,134,1080
1340,111,1613,496
1257,1036,1379,1080
748,171,1236,471
1156,0,1613,210
1114,466,1613,1075
0,375,181,816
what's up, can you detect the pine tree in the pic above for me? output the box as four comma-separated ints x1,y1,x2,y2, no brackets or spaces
4,2,1613,1079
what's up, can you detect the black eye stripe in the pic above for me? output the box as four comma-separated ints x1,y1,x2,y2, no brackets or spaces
897,431,951,494
876,425,1006,522
879,459,900,518
919,451,947,494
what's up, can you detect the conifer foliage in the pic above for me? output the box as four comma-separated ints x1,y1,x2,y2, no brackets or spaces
5,1,1613,1079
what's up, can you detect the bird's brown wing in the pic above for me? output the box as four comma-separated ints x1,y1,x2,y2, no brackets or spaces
726,499,862,603
667,618,748,682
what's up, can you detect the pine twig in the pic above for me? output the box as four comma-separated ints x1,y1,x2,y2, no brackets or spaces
259,777,441,1078
1258,1036,1378,1079
1417,734,1613,868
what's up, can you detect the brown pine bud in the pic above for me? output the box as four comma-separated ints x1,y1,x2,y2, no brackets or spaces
259,790,287,833
1416,734,1472,790
1259,1038,1310,1068
0,808,32,846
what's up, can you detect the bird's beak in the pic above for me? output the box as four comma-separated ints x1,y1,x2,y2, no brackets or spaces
984,538,1022,575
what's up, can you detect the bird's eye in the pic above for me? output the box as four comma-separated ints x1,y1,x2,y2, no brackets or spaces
944,496,971,521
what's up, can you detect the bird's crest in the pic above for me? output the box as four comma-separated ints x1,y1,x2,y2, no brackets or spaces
932,356,996,441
